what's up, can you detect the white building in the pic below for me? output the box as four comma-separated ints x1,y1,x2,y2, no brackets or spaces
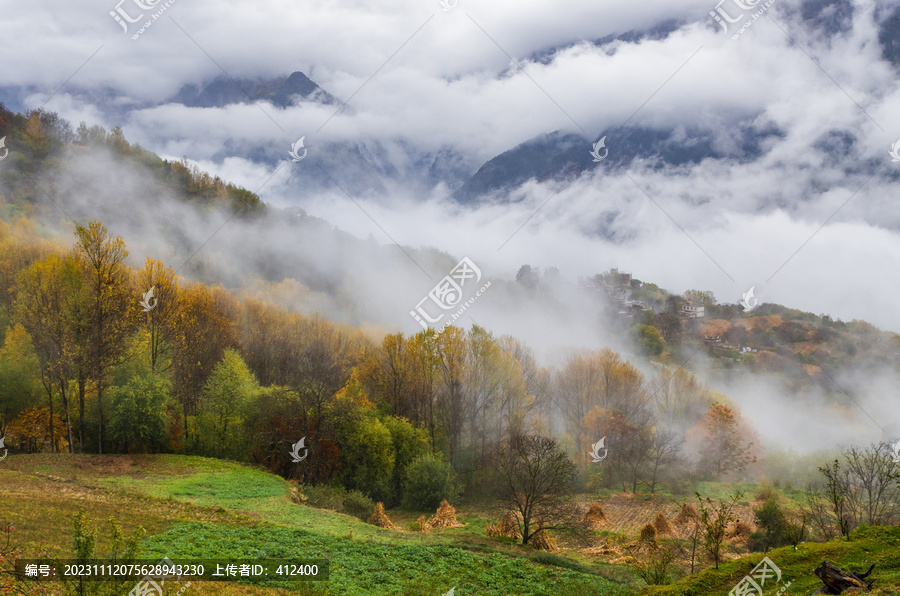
680,299,705,318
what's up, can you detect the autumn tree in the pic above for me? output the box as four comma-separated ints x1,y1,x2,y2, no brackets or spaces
496,335,541,438
13,253,85,451
407,330,440,452
137,257,180,372
582,406,653,492
172,283,237,439
234,298,289,386
465,326,508,464
22,112,49,158
5,406,68,453
651,368,718,435
289,317,367,482
75,221,135,453
492,434,578,545
0,325,42,434
357,333,417,421
555,349,650,446
434,326,467,466
0,219,49,336
689,402,757,479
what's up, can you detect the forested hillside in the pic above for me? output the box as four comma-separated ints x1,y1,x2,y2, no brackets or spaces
1,105,899,596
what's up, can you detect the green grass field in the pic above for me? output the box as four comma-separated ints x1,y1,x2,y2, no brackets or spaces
0,454,632,595
2,453,898,595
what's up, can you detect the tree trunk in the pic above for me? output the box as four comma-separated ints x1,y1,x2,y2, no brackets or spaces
45,380,56,453
97,382,103,455
813,561,874,594
60,373,74,453
78,377,86,453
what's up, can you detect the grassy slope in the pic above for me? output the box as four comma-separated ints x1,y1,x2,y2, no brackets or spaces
0,454,632,596
4,453,898,595
641,526,900,596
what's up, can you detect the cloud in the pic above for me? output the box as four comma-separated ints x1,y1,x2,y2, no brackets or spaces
4,0,900,455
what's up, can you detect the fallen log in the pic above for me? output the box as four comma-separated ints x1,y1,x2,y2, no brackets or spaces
812,561,875,594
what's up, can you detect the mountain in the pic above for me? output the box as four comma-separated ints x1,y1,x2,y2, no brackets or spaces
527,19,684,66
454,123,784,203
169,71,338,108
2,3,898,205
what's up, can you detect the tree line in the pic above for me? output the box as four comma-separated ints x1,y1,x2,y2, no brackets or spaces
0,218,760,508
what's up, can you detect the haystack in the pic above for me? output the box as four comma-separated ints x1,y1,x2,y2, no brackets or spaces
411,515,431,533
486,511,522,539
638,523,657,547
428,500,465,529
652,512,673,536
674,502,698,524
367,502,397,529
530,529,559,552
582,502,607,528
729,521,753,539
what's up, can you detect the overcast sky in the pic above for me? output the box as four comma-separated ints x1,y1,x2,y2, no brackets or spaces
3,0,900,335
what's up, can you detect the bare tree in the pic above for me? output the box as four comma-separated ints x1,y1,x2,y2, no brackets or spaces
843,443,900,526
803,483,837,541
818,459,853,539
646,429,683,493
697,490,743,570
492,434,578,545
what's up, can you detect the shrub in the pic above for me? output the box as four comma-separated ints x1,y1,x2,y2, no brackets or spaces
755,479,779,503
302,485,345,510
343,489,376,520
748,497,789,552
630,545,678,586
401,454,459,511
302,485,374,520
